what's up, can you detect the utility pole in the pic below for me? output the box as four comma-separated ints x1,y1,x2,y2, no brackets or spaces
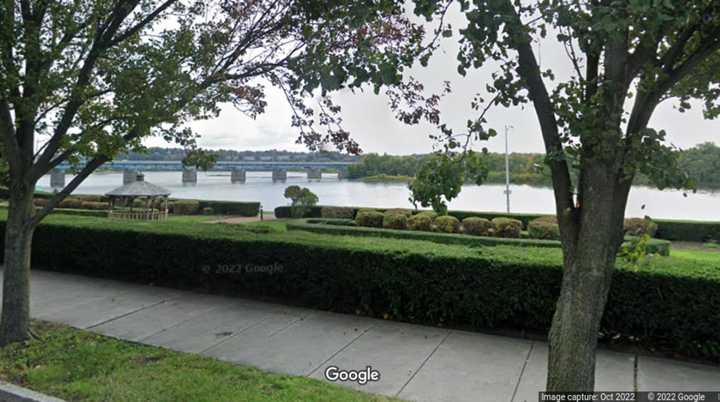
504,125,512,213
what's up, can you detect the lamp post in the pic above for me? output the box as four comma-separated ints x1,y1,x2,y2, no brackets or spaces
504,125,513,213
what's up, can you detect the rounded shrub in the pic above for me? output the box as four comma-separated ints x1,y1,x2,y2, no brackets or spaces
355,210,384,227
492,217,522,238
462,217,493,236
434,215,460,233
320,206,355,219
384,208,412,217
202,207,215,215
172,200,200,215
383,212,408,230
407,214,433,231
415,210,438,219
624,217,658,237
33,198,49,207
528,217,560,240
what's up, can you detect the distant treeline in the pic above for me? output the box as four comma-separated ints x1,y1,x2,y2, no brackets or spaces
347,142,720,189
118,147,359,162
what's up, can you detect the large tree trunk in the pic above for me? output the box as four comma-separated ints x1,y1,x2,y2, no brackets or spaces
546,166,629,391
0,181,36,346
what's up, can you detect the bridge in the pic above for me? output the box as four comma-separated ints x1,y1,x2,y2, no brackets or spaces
50,160,357,187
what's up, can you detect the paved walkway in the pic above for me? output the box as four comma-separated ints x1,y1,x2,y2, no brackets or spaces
2,269,720,401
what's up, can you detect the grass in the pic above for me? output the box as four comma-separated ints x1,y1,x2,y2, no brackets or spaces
0,321,397,402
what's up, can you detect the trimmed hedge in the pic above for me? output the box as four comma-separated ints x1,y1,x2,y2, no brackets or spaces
434,215,460,233
492,218,523,238
528,216,560,240
654,218,720,242
0,216,716,361
274,204,720,243
287,220,672,256
197,200,260,217
382,212,408,230
624,217,658,237
355,210,384,228
172,200,200,215
462,217,493,236
320,206,355,219
407,214,433,231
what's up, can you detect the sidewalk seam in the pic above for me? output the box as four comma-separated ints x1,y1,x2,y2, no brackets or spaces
306,323,376,377
510,340,535,402
394,328,452,398
85,297,177,330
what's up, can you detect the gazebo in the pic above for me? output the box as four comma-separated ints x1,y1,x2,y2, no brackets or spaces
105,172,171,221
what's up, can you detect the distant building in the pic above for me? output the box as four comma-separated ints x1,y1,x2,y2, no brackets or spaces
259,156,272,161
242,156,256,161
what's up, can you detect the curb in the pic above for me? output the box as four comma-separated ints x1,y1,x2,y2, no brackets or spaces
0,381,66,402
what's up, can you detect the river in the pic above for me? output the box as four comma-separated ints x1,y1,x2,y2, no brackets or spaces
37,171,720,221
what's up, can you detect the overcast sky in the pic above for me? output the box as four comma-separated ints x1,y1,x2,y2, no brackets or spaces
145,4,719,155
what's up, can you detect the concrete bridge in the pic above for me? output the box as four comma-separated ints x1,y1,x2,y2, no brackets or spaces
50,160,355,187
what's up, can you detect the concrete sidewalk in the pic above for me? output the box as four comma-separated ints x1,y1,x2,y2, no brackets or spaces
2,269,719,402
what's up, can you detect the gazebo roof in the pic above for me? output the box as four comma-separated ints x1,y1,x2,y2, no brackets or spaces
105,173,170,197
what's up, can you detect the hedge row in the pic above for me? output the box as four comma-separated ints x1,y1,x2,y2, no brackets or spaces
1,217,716,360
290,220,672,255
275,205,720,242
197,200,260,216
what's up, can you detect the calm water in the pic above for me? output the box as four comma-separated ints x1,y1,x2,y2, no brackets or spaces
37,171,720,220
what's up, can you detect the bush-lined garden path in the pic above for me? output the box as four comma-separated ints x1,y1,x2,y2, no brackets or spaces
2,268,719,401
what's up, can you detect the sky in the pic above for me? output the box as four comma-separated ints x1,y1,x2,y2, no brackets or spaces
145,4,719,156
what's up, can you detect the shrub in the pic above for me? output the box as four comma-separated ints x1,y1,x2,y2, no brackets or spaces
415,210,438,219
462,217,493,236
198,201,259,216
320,206,355,219
355,210,384,227
654,219,720,242
284,186,318,218
202,207,214,215
58,198,83,209
172,200,200,215
2,217,714,362
528,217,560,240
407,214,433,231
624,217,658,237
33,198,49,207
383,212,408,230
492,218,522,238
434,215,460,233
80,201,109,210
384,208,412,217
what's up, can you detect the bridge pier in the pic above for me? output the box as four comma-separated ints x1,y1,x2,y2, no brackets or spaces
307,168,322,180
182,168,197,185
123,169,138,184
336,169,347,180
50,169,65,188
231,168,246,183
272,168,287,182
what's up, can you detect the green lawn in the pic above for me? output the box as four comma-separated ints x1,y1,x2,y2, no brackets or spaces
0,321,397,402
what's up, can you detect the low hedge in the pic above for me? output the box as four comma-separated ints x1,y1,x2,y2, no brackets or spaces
654,218,720,242
287,220,671,256
434,215,460,233
171,200,200,215
355,210,384,228
0,216,715,361
197,200,260,217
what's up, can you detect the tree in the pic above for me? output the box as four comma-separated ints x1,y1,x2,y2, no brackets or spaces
182,148,218,171
283,185,318,218
409,151,487,214
407,0,720,390
0,0,440,345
